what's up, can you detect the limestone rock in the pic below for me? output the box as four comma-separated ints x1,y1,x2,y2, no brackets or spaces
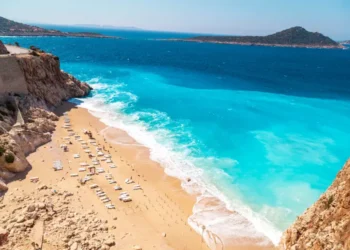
0,227,8,245
280,160,350,250
0,41,9,55
0,178,8,191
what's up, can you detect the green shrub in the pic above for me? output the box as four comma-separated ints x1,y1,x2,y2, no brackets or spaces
5,153,15,163
325,195,334,209
5,101,16,113
0,146,5,156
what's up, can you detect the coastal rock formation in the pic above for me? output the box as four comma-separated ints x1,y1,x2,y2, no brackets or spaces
0,41,8,54
0,185,116,250
17,53,91,107
0,42,91,190
280,160,350,250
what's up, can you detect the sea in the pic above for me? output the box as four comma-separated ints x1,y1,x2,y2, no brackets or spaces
2,26,350,247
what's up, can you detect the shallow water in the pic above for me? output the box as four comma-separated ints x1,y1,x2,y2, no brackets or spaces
2,30,350,246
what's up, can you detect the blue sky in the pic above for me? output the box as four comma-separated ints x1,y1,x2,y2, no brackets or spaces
1,0,349,39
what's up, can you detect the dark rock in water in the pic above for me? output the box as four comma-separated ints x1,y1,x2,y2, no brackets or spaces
0,41,9,55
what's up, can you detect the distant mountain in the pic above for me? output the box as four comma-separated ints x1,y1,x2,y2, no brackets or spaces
0,16,117,38
182,27,343,49
72,24,142,31
341,40,350,45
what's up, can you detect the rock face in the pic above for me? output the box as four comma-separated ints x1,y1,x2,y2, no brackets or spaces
0,41,8,55
280,160,350,250
17,53,91,107
0,47,91,190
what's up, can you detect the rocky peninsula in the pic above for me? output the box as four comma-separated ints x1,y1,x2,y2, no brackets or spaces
177,27,344,49
0,16,116,39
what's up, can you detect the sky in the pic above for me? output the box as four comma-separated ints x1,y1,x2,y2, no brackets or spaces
1,0,349,39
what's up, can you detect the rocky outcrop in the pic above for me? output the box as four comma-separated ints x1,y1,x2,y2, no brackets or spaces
0,41,8,55
0,185,116,250
280,160,350,250
17,53,90,107
0,46,91,190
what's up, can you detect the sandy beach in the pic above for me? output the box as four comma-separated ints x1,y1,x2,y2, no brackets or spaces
1,102,275,250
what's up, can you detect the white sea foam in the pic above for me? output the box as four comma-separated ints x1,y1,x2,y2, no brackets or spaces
71,80,283,247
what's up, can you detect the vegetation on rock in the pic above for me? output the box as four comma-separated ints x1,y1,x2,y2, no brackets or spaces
4,152,15,163
187,27,341,48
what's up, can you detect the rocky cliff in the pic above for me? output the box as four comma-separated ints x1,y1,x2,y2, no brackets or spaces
0,46,91,191
0,41,8,55
280,160,350,250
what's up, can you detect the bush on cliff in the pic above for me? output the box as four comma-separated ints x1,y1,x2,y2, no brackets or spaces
0,146,5,156
5,153,15,164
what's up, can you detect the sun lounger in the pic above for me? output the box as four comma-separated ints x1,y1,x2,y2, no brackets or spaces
96,168,105,173
133,185,142,190
109,164,116,168
122,197,132,202
64,137,70,140
97,152,104,156
119,193,130,200
103,199,111,203
114,186,122,191
93,162,100,166
78,138,84,142
78,168,86,172
108,180,116,184
83,176,92,181
89,184,98,189
84,150,91,153
73,154,80,159
74,135,81,139
104,154,111,158
53,160,63,171
124,178,134,184
106,159,113,163
105,204,115,209
81,142,87,145
82,146,89,149
70,173,78,177
80,162,89,166
100,158,107,161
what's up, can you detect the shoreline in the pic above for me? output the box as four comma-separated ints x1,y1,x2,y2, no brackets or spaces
2,101,276,249
72,101,277,250
162,39,345,49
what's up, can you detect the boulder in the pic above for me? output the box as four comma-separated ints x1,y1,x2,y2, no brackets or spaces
0,227,8,245
0,41,9,55
0,178,8,191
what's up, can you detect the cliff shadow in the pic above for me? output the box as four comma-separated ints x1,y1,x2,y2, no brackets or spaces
54,100,83,117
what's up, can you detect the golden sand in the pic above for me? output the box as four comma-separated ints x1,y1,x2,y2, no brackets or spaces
4,102,275,250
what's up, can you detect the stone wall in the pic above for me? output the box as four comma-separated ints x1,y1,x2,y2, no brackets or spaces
0,56,28,95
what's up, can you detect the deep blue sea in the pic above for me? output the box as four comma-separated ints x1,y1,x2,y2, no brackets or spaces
2,27,350,246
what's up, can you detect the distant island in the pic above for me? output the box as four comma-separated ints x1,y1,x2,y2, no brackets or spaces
341,40,350,45
71,24,142,31
174,27,344,49
0,16,117,38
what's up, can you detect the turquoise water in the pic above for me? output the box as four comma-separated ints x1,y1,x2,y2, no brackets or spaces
2,30,350,245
